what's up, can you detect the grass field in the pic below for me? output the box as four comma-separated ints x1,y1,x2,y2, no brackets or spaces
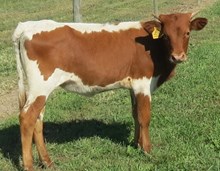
0,0,220,170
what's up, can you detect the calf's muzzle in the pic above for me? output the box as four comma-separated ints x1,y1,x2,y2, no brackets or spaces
170,52,187,63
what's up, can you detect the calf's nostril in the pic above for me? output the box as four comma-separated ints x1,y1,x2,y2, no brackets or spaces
171,56,177,62
181,53,186,59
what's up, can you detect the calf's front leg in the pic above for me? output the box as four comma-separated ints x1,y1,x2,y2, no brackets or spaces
131,92,151,153
130,90,139,147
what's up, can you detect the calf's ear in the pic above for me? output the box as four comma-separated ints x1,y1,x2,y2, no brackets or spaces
190,18,208,31
142,21,161,34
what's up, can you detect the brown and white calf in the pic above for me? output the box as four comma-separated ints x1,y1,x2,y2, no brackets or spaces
13,13,207,170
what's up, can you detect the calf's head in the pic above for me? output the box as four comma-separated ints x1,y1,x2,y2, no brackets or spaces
144,13,208,63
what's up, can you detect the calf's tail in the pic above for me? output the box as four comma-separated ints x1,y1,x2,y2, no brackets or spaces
13,24,27,111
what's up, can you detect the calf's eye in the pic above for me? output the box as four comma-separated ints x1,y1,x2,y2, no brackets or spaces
186,32,190,36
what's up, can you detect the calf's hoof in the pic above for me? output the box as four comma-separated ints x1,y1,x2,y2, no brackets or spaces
39,160,54,169
24,166,34,171
138,143,152,153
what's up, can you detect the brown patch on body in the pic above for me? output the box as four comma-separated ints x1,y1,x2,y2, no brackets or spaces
24,25,153,86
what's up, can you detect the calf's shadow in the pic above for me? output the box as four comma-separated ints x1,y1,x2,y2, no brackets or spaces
0,119,130,170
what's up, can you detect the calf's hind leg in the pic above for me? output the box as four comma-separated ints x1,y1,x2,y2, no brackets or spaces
19,96,47,171
34,107,53,168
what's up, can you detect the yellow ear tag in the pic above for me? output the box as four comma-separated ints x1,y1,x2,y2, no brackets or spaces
152,27,160,39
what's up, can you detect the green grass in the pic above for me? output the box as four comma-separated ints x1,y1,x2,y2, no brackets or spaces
0,0,220,170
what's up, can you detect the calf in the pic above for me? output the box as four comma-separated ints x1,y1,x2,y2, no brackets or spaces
13,12,207,170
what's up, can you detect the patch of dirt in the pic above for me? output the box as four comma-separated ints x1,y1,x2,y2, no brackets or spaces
0,89,19,120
